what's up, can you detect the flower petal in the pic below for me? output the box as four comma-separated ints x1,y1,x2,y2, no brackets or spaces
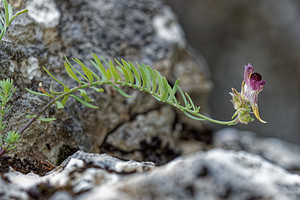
251,103,267,123
249,72,265,91
244,63,253,84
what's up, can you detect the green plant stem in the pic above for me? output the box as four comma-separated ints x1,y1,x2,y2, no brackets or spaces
0,104,6,155
0,147,5,157
0,99,7,147
0,113,3,147
180,108,237,125
17,99,56,136
7,9,28,27
19,79,237,136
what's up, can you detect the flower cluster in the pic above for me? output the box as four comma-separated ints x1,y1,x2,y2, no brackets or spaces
230,64,266,124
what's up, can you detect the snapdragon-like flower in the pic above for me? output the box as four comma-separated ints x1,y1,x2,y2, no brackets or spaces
230,63,266,124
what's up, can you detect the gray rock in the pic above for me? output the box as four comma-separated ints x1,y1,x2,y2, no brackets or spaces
0,0,211,163
104,106,180,163
2,150,300,200
49,191,73,200
104,149,300,200
214,128,300,172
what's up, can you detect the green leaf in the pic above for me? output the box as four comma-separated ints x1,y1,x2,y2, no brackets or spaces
25,88,51,97
141,64,151,89
61,95,69,106
38,118,57,122
70,94,99,109
0,16,4,29
128,61,141,87
138,64,147,90
0,13,6,41
91,54,107,81
65,62,81,85
3,0,9,24
0,124,6,130
178,86,188,107
91,86,104,93
114,58,123,67
55,101,64,109
90,60,105,81
50,84,63,95
90,69,101,81
115,59,128,84
183,111,206,121
121,66,130,84
111,60,121,82
122,61,134,84
64,86,70,93
170,80,180,105
100,55,110,67
65,56,88,83
106,68,112,81
162,77,169,97
152,95,161,102
0,11,5,24
5,131,20,143
7,145,17,151
154,70,164,95
43,67,67,87
146,65,156,94
78,89,93,102
8,4,12,22
26,115,36,118
8,9,28,27
4,104,12,113
73,58,94,84
185,92,196,111
111,85,133,98
173,79,180,94
160,91,168,102
167,85,178,104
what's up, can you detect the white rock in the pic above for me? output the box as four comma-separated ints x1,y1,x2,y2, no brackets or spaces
214,128,300,170
26,0,60,28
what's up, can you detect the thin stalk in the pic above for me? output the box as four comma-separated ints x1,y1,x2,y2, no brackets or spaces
111,81,238,125
0,96,7,147
17,83,93,136
17,100,55,136
0,112,3,146
0,147,5,157
18,77,237,137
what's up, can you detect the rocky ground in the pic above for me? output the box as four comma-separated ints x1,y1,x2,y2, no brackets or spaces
1,128,300,200
1,0,299,199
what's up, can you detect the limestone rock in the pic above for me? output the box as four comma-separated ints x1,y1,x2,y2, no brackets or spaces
104,106,180,164
0,0,211,163
2,150,300,199
214,128,300,173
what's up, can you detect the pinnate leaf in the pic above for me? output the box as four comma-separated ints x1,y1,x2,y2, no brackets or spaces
70,94,98,109
111,85,133,98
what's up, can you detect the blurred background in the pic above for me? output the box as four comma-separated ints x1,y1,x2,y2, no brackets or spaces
166,0,300,143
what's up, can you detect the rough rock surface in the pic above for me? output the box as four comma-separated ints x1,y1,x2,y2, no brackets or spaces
2,149,300,200
0,0,212,163
214,128,300,173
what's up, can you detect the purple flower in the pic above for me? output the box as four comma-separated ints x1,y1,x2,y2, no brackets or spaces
242,64,266,123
